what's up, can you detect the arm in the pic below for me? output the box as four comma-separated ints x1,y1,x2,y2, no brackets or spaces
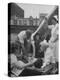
31,41,35,57
31,34,35,57
14,59,37,69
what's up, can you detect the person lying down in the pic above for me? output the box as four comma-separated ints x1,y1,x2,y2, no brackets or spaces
10,53,37,77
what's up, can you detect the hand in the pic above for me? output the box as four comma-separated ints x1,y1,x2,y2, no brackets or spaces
30,58,37,64
27,66,36,70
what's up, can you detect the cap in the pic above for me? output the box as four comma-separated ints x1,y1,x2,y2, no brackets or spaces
53,15,58,22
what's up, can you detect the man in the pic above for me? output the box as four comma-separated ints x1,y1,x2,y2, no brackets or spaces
9,46,37,77
48,15,59,63
16,29,35,61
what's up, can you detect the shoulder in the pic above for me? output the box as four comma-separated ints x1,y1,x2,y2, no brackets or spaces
10,54,17,64
52,24,58,33
56,23,59,26
18,31,26,37
55,23,59,29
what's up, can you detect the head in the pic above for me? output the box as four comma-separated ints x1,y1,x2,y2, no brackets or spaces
26,29,33,39
35,33,40,40
23,53,33,62
51,15,58,25
27,53,33,62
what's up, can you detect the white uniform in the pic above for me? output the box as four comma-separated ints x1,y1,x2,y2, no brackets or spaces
41,43,55,68
49,23,59,62
42,23,59,68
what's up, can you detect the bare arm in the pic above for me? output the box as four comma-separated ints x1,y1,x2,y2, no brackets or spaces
31,41,35,58
14,59,37,69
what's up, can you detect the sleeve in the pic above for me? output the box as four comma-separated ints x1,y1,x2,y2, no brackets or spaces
18,32,24,44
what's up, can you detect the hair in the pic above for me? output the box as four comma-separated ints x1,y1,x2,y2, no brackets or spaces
34,33,40,40
52,17,58,23
26,29,33,39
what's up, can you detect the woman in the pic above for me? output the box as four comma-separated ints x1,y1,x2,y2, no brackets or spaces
48,15,59,64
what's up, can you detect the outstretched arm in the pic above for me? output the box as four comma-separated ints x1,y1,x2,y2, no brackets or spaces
14,59,37,69
31,41,35,57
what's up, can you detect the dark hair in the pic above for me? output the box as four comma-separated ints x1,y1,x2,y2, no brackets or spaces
34,33,40,40
26,30,33,39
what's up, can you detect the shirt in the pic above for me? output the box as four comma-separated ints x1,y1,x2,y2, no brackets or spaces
49,23,59,62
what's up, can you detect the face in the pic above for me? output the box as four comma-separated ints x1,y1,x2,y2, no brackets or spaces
27,53,33,62
36,35,40,40
51,19,57,25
